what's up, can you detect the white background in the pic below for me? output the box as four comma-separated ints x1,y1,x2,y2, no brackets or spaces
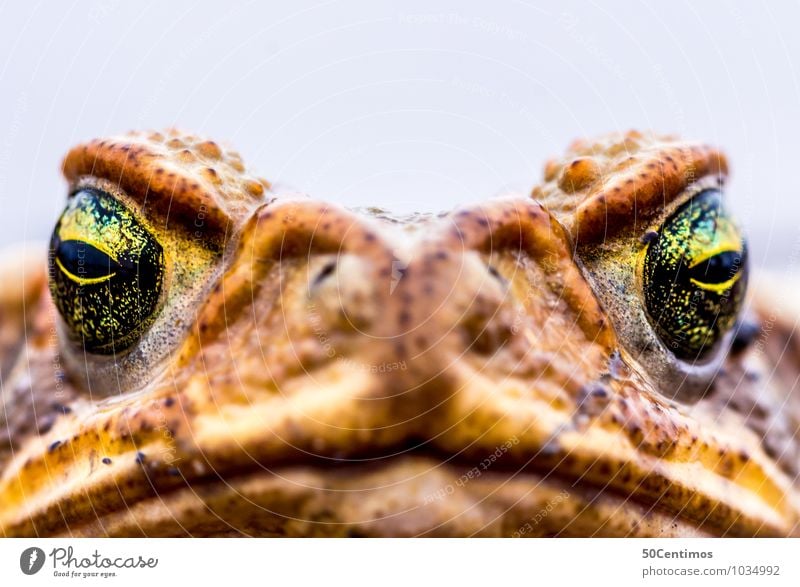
1,1,799,268
1,538,797,586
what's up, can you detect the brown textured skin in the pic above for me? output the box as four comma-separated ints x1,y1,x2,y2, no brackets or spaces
61,131,270,246
536,130,728,244
0,129,798,537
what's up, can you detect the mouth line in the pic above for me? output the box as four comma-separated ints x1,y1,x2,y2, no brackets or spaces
88,446,734,538
165,443,721,535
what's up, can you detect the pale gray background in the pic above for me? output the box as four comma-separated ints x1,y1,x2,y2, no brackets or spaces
1,0,798,267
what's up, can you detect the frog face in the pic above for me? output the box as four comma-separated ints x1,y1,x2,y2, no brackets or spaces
0,129,797,537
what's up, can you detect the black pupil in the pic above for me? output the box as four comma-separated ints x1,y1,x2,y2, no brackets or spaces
687,250,742,285
56,239,122,280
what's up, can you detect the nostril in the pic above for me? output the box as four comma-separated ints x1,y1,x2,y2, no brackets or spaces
487,264,508,289
311,261,337,288
731,318,760,355
305,256,379,332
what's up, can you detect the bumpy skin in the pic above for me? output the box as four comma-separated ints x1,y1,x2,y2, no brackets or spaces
0,130,798,537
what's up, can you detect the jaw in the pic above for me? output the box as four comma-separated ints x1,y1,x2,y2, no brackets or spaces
53,456,715,537
2,348,796,537
33,355,791,538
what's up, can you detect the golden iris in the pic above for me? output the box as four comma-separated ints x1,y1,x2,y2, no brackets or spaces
642,189,747,361
48,188,164,354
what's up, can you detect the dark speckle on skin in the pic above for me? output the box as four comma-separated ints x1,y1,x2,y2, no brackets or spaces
731,320,760,354
589,386,608,398
102,457,112,465
37,416,56,435
135,452,146,465
48,440,62,453
487,265,507,287
576,383,611,418
398,311,411,327
312,261,337,287
51,402,72,414
639,230,659,245
744,370,760,382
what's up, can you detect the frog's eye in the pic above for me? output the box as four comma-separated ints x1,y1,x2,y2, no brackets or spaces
48,188,164,354
641,189,748,361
